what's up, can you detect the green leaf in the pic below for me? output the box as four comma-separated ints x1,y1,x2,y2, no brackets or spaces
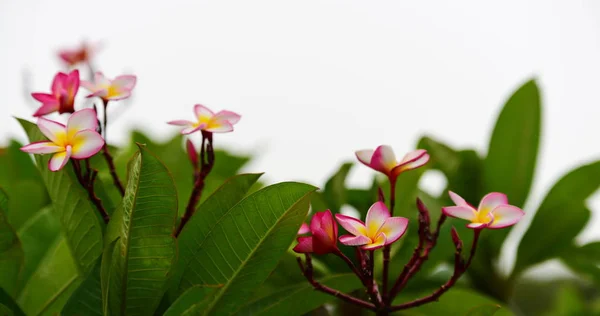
0,288,25,316
484,79,541,208
101,237,119,316
62,259,102,316
321,162,353,213
514,161,600,276
237,274,362,316
170,173,263,301
178,182,316,315
104,144,178,315
163,286,220,316
17,118,103,273
0,188,23,296
543,285,586,316
465,304,502,316
560,242,600,284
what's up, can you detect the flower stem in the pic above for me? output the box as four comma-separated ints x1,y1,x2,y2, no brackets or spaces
100,99,125,196
175,131,214,237
382,179,397,304
72,160,109,223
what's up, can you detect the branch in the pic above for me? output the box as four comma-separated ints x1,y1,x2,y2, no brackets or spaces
72,160,109,223
100,100,125,196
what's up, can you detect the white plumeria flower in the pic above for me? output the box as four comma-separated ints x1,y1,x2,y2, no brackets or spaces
168,104,241,134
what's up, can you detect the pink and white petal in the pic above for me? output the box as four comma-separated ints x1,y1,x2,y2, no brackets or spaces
194,104,215,121
448,191,468,206
107,90,132,101
355,149,374,166
361,233,387,250
312,210,337,242
32,93,57,103
93,72,110,87
378,217,409,245
442,206,477,221
181,125,203,135
71,130,105,159
298,223,310,235
335,214,367,236
33,102,60,117
86,90,109,98
214,110,241,125
51,72,68,93
478,192,508,215
80,80,97,91
37,117,66,144
370,145,397,173
339,234,371,246
167,120,195,126
67,108,98,138
393,150,429,174
292,236,313,253
112,75,137,90
21,141,63,154
488,205,524,229
466,222,488,230
206,121,234,133
48,147,72,171
365,201,391,237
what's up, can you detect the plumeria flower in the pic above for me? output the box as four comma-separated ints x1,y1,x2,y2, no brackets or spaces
293,210,339,255
168,104,241,134
298,223,310,235
32,70,80,117
58,42,95,67
335,202,409,250
442,191,525,229
356,146,429,182
81,72,137,102
20,109,105,171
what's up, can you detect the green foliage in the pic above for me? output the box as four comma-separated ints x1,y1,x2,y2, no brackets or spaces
0,288,25,316
0,189,23,297
465,304,502,316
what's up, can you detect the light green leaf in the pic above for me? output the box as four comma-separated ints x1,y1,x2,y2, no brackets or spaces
465,304,502,316
179,182,316,315
514,161,600,276
236,274,362,316
62,259,102,316
164,286,220,316
104,144,178,315
0,188,24,296
17,118,103,273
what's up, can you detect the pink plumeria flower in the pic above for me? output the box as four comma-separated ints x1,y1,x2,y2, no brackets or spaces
20,109,105,172
81,72,137,101
58,42,95,67
298,223,310,235
356,146,429,182
335,202,409,250
168,104,241,134
293,210,339,255
32,70,80,117
442,191,525,229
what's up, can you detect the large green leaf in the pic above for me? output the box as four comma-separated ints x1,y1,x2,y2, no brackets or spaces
465,304,502,316
17,118,103,273
237,274,362,315
170,173,263,300
513,161,600,276
560,242,600,285
178,182,316,315
163,286,219,316
62,259,102,315
104,145,178,315
0,188,23,296
483,79,540,208
0,288,25,316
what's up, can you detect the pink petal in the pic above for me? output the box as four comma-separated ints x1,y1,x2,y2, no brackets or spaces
466,222,488,229
51,72,68,93
298,223,310,235
355,149,374,166
312,228,338,254
181,125,203,135
112,75,137,90
448,191,468,206
370,145,397,174
86,90,109,98
80,80,97,91
488,205,524,229
21,141,63,154
377,217,409,246
362,232,386,250
194,104,215,121
70,130,105,159
94,72,110,87
214,110,241,125
442,206,477,221
67,109,98,138
106,90,132,101
478,192,508,216
66,69,80,90
339,234,371,246
48,147,71,171
311,210,338,242
365,201,390,237
32,102,60,117
205,121,234,133
335,214,367,237
293,236,313,253
167,120,194,126
37,117,66,145
32,93,57,103
392,149,430,175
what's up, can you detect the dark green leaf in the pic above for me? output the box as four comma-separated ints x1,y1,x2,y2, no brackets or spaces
0,188,23,296
17,118,104,273
394,288,512,316
543,285,586,316
163,286,220,316
104,145,178,316
465,304,502,316
514,161,600,276
560,242,600,284
0,287,25,316
179,182,316,315
62,259,102,315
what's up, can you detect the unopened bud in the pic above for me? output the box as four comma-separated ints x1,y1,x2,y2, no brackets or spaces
186,139,198,166
378,187,385,203
416,198,431,226
451,227,462,251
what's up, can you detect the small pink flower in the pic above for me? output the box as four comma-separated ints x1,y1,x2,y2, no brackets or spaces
298,223,310,235
293,210,339,255
442,191,524,229
356,146,429,182
335,202,409,250
32,70,80,117
58,42,95,67
168,104,241,134
20,109,105,172
81,72,137,101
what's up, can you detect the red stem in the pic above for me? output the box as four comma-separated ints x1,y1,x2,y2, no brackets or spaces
100,99,125,196
72,160,109,223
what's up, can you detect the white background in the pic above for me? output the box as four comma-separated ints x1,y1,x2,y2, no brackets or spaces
1,0,600,274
